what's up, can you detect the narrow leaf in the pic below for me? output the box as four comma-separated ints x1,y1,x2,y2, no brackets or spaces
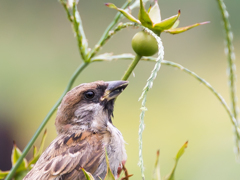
164,141,188,180
153,10,180,31
105,3,140,24
164,21,210,34
149,0,161,23
104,149,115,180
169,19,180,30
82,168,95,180
38,129,47,155
33,146,38,158
152,150,161,180
0,170,9,179
175,141,188,161
147,5,152,13
11,142,28,172
28,130,47,168
138,0,153,28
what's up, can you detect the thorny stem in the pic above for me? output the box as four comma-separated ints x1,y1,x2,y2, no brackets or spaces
122,54,142,80
88,0,131,59
5,62,89,180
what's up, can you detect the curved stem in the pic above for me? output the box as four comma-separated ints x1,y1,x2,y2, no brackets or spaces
5,62,89,180
122,54,142,80
161,60,239,136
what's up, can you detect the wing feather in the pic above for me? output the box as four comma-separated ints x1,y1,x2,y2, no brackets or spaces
24,131,105,180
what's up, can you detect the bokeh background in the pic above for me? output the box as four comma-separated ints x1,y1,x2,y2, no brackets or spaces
1,0,240,179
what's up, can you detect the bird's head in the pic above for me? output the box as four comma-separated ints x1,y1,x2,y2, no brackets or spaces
55,80,128,134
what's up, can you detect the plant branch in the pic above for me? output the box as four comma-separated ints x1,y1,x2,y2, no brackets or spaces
216,0,237,120
72,2,89,61
122,54,142,80
90,22,136,61
216,0,239,158
88,0,131,59
5,62,89,180
59,0,73,22
161,60,240,139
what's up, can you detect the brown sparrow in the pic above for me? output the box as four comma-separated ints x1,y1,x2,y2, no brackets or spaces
23,80,128,180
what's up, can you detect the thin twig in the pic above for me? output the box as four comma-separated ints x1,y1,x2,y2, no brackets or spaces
161,60,240,140
88,0,131,59
121,164,133,180
72,2,89,61
90,22,137,62
122,54,142,80
59,0,73,22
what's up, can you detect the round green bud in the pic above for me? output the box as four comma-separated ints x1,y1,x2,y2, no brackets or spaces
131,31,158,56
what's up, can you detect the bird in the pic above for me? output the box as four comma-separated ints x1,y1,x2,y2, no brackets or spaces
23,80,128,180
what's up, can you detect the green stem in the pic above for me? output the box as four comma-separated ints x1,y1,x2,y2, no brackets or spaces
73,2,89,61
122,54,142,80
88,0,131,59
161,60,239,137
5,62,89,180
216,0,237,121
59,0,73,22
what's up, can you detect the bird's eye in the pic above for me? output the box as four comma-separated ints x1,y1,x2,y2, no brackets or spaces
84,91,95,99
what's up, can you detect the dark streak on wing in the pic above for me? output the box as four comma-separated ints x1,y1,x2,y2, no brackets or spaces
63,132,83,145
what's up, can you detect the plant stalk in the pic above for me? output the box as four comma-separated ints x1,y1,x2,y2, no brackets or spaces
122,54,142,80
216,0,238,121
5,62,89,180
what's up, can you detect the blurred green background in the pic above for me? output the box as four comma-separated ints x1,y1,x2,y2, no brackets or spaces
0,0,240,179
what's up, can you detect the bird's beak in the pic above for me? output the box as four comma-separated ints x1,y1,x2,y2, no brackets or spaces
101,81,128,101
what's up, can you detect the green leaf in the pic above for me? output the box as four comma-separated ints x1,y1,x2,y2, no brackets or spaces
82,168,95,180
153,10,180,32
105,3,140,24
164,21,210,34
33,145,38,158
152,150,161,180
164,141,188,180
11,142,28,172
175,141,188,161
148,0,161,23
0,170,9,179
169,19,180,30
104,148,115,180
38,129,47,155
138,0,153,28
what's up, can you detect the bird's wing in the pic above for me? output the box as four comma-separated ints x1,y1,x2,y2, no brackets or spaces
24,131,106,180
